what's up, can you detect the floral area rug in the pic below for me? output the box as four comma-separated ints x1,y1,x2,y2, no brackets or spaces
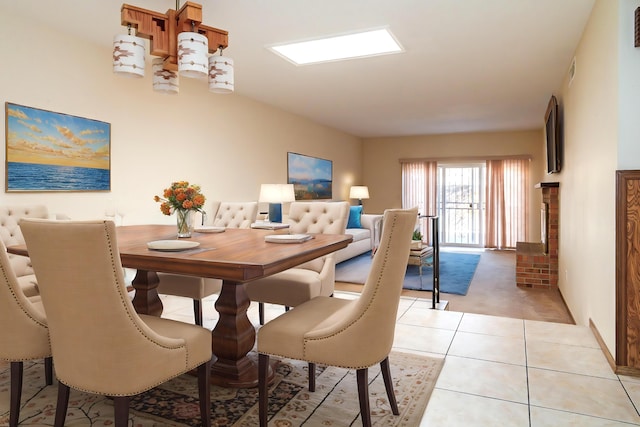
0,351,443,426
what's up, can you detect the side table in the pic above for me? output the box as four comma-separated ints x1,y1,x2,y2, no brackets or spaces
408,245,434,277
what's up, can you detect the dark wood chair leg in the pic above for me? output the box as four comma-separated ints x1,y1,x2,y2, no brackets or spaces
380,357,399,415
10,361,23,427
193,299,203,326
113,396,130,427
258,353,270,427
308,362,316,392
54,382,70,427
259,302,265,325
198,360,212,427
356,368,372,427
44,356,53,385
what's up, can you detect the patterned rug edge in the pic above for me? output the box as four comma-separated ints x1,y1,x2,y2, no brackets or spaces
0,351,444,427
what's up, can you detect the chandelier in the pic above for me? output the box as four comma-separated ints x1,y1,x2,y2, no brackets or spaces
113,1,233,94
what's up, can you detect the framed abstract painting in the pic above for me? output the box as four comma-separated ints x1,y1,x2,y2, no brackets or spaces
287,152,332,200
5,102,111,192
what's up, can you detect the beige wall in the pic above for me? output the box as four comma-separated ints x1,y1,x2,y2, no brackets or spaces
0,7,362,225
362,130,545,241
554,0,618,354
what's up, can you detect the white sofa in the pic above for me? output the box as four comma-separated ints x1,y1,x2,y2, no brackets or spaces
334,213,383,264
0,205,49,297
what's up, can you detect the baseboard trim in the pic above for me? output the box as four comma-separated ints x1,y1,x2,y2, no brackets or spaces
588,318,640,377
557,287,576,325
589,318,616,372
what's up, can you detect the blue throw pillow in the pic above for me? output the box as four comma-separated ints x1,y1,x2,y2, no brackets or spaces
347,205,363,229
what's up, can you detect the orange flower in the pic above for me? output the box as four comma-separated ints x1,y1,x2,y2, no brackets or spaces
154,181,206,216
160,202,171,215
193,194,205,206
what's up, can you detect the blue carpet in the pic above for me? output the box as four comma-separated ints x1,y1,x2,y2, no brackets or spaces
335,251,481,295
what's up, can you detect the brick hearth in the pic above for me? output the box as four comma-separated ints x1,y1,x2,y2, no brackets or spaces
516,182,559,289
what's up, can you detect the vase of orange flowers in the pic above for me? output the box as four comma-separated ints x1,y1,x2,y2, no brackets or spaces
154,181,206,238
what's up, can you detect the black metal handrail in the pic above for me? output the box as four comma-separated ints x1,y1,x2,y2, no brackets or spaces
420,215,439,309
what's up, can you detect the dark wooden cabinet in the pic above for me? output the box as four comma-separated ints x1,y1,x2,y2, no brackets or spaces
616,170,640,375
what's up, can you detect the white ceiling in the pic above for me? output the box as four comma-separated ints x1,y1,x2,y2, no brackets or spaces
5,0,595,138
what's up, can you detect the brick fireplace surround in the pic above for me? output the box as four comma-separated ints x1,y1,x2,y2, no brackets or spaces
516,182,559,289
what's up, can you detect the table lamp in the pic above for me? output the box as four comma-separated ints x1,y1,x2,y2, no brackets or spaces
349,186,370,205
259,183,295,223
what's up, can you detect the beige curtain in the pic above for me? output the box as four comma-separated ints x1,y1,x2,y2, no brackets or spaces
485,159,529,249
401,161,437,244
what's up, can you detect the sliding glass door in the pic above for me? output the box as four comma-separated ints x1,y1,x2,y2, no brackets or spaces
437,164,485,246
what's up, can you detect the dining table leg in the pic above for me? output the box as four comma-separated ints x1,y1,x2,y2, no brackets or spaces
130,270,163,316
210,280,271,388
131,271,272,388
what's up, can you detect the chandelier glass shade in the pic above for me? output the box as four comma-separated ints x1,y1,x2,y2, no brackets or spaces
178,32,209,79
208,55,234,93
152,58,179,94
112,34,146,78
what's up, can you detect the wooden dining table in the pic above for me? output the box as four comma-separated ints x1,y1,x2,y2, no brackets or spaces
8,224,351,388
117,225,351,388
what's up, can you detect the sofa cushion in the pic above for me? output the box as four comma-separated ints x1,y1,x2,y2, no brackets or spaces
346,227,370,243
347,206,363,229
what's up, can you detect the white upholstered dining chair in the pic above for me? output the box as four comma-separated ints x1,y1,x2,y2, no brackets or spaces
0,240,52,427
20,219,212,427
257,207,417,427
155,201,258,325
245,201,349,325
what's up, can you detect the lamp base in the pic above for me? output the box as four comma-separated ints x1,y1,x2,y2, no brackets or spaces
268,203,283,223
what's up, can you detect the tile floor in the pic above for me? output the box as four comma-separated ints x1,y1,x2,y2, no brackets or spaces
158,290,640,427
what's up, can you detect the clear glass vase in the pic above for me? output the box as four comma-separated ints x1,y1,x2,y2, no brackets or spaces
176,209,193,238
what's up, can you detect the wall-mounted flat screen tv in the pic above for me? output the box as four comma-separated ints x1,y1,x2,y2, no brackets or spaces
544,95,562,174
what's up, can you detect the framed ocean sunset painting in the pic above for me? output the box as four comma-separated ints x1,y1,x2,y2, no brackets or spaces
5,102,111,192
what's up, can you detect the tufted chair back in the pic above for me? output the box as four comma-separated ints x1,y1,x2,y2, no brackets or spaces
0,205,49,276
0,205,49,299
0,205,49,247
211,201,258,228
286,201,349,274
287,201,349,235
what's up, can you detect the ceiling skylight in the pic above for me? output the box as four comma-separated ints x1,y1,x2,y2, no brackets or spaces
269,28,403,65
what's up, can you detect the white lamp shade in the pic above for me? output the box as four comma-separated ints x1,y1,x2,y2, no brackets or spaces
259,184,296,203
349,186,370,200
152,58,179,94
208,55,234,93
177,32,208,78
113,34,146,78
